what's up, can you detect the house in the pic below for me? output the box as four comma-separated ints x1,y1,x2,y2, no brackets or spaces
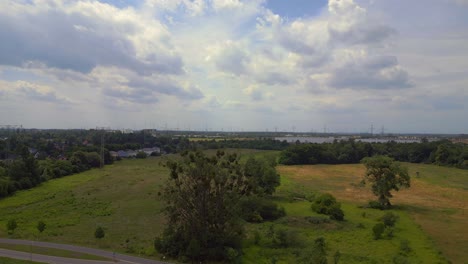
140,147,161,156
117,150,129,158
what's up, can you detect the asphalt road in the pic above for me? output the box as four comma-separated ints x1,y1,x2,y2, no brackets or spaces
0,238,168,264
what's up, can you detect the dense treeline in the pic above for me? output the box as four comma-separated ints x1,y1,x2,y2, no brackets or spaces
0,146,40,197
279,139,468,169
0,129,189,159
194,138,289,150
0,148,110,198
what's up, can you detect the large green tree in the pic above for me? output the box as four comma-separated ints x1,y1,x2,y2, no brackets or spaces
244,157,280,195
361,156,410,209
155,150,252,262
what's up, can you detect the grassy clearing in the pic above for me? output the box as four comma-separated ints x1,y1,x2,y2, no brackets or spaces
0,243,110,261
0,257,45,264
276,163,468,263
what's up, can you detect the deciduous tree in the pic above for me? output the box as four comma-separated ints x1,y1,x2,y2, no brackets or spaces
361,156,410,209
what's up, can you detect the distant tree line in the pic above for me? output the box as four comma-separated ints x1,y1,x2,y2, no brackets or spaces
193,138,289,151
279,139,468,169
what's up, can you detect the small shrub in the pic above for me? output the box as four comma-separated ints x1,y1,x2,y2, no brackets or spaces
136,152,147,159
334,250,341,264
328,206,344,221
381,212,399,227
37,221,46,233
368,200,384,209
305,216,331,224
393,254,410,264
225,247,239,263
400,239,411,255
296,237,328,264
272,228,302,248
6,219,17,234
356,223,365,229
253,230,261,245
95,226,105,239
241,197,286,222
373,223,385,240
383,227,394,238
311,193,344,221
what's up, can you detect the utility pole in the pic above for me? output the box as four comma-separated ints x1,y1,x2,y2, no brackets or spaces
96,127,110,169
1,125,22,160
370,123,374,136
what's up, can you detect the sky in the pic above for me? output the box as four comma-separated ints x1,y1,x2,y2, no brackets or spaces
0,0,467,133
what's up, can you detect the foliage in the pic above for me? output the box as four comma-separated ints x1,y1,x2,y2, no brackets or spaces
297,237,328,264
270,226,303,248
6,219,17,234
373,223,385,240
155,150,252,262
94,226,105,239
194,138,289,151
135,151,147,159
240,197,285,222
37,221,46,233
311,193,344,221
244,157,280,195
278,139,468,170
361,156,410,209
381,212,399,227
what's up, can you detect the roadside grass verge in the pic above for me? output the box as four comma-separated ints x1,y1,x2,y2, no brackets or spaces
0,257,45,264
0,243,110,261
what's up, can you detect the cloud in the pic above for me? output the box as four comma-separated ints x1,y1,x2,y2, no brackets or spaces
243,85,264,101
0,80,72,105
0,0,466,132
212,41,250,76
329,55,412,89
0,1,183,75
255,71,293,85
327,0,396,45
90,67,204,104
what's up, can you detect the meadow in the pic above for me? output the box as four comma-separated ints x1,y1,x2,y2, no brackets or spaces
0,151,466,263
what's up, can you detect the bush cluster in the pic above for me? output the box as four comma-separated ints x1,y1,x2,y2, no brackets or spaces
240,197,286,223
311,193,345,221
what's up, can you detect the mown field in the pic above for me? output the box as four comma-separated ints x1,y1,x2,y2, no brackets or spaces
0,150,466,263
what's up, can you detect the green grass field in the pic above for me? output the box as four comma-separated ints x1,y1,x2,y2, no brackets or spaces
0,151,466,263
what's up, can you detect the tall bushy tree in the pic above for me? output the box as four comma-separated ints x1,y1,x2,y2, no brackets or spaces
244,157,280,195
155,150,252,262
361,156,410,209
